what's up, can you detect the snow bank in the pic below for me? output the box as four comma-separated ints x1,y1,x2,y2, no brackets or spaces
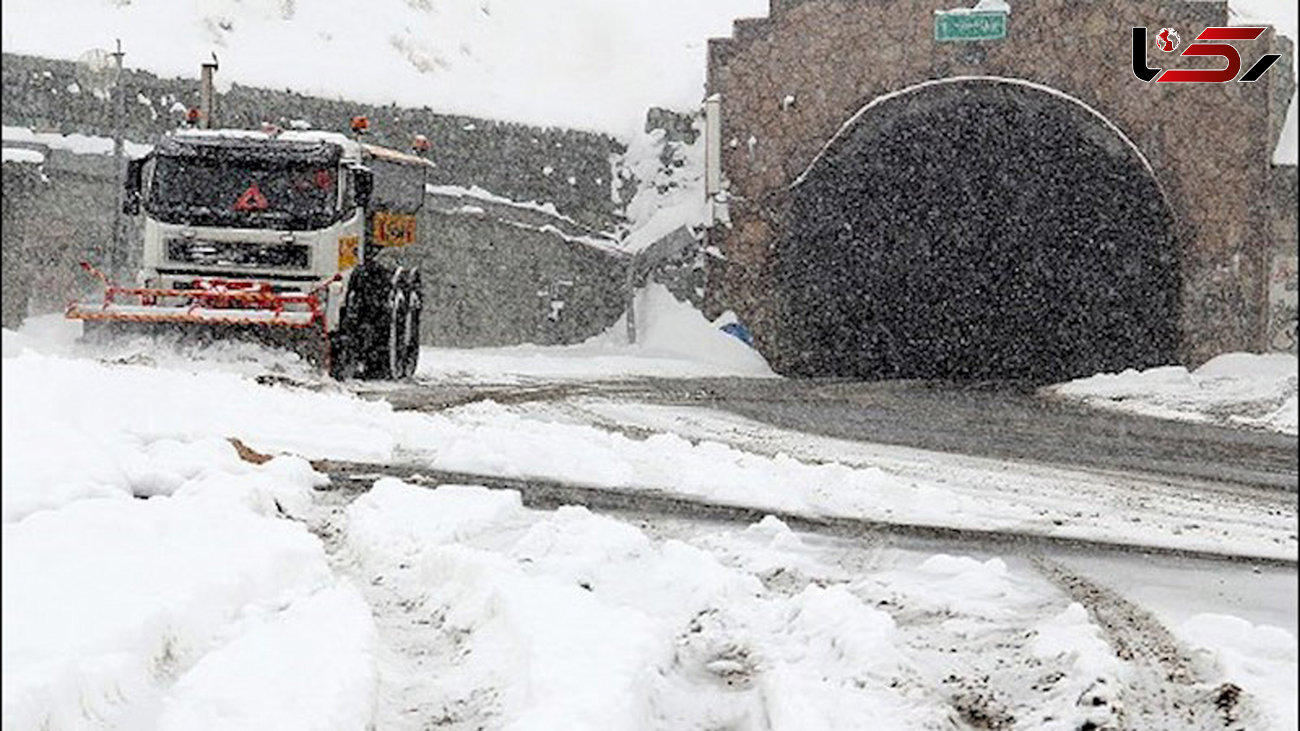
343,480,955,730
391,398,955,522
597,284,771,369
1,492,335,729
1030,603,1126,730
1178,613,1298,730
2,345,395,521
1047,352,1298,434
156,582,377,731
3,319,383,728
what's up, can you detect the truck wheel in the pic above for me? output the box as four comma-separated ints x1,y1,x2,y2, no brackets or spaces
362,268,407,380
328,276,368,380
401,271,422,378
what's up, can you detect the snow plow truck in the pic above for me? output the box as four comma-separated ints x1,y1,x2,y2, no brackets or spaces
66,121,432,380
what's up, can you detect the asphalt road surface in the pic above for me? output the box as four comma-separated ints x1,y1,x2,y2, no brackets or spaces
373,377,1298,494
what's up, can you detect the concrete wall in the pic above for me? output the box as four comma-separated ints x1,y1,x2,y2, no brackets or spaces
2,160,44,327
706,0,1297,367
417,192,628,347
2,149,145,322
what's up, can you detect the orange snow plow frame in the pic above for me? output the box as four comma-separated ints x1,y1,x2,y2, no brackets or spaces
66,262,341,372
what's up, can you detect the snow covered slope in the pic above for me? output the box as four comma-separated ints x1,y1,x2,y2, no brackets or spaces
0,0,766,139
2,0,1293,155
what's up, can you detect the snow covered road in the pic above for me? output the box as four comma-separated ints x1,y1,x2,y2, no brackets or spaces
3,319,1296,729
304,480,1295,731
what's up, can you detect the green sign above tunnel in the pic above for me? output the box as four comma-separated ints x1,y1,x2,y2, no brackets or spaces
934,10,1008,42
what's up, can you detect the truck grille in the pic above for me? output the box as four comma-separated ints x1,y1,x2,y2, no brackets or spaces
166,239,311,270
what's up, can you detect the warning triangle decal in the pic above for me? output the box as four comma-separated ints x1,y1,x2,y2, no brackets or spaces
233,183,269,211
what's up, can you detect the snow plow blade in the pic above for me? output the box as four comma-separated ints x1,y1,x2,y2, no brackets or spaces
66,302,318,328
65,262,339,370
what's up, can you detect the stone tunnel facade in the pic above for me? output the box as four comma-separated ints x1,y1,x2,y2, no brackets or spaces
704,0,1296,379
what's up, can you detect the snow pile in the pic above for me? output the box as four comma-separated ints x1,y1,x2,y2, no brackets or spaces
1047,352,1298,434
3,325,381,728
616,123,709,253
590,284,770,370
854,554,1130,731
419,283,773,382
388,397,939,522
154,583,377,731
1180,613,1299,731
0,0,766,139
1,483,376,730
342,480,956,729
1031,604,1126,730
2,347,397,521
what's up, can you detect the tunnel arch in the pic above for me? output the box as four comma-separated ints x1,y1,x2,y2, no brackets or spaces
771,76,1180,381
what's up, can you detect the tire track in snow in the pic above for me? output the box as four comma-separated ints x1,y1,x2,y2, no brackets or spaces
410,396,1295,565
1030,557,1261,730
311,460,1295,568
305,467,1282,731
301,497,503,731
367,377,1298,493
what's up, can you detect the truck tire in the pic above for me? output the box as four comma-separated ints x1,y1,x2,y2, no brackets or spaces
328,281,365,380
361,267,407,380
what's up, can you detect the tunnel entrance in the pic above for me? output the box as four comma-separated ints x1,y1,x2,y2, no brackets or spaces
773,78,1179,382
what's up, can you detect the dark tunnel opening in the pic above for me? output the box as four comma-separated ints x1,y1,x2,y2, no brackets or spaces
773,79,1180,382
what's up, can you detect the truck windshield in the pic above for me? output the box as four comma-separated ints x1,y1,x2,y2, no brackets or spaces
147,155,339,231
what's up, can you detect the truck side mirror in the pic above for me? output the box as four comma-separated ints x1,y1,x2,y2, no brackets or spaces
353,167,373,208
123,157,146,215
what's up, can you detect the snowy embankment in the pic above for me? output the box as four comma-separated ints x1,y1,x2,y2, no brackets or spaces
0,0,767,140
3,318,1296,728
1047,353,1298,435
